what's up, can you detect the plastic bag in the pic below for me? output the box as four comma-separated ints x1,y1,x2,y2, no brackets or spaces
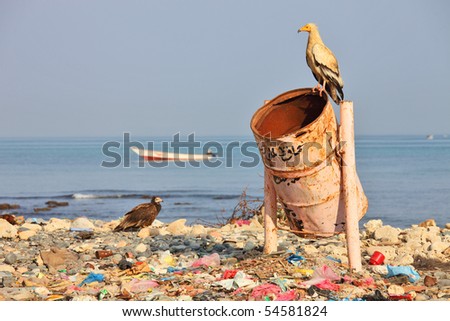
386,265,420,283
78,272,104,286
191,253,220,268
302,265,340,286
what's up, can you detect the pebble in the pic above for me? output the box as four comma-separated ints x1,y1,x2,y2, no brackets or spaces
71,217,95,230
0,219,18,238
135,243,147,253
166,219,187,235
243,241,256,252
4,253,17,265
373,225,400,243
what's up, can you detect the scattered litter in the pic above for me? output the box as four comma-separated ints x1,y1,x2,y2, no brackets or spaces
222,270,238,279
369,251,385,265
315,279,340,291
234,220,251,226
214,271,255,290
275,290,297,301
361,290,387,301
287,254,305,266
251,284,281,300
325,256,342,264
389,293,413,301
302,265,340,286
386,265,420,283
78,273,104,286
191,253,220,268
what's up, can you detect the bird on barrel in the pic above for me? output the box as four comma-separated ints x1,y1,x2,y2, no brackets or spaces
113,196,163,232
298,23,344,105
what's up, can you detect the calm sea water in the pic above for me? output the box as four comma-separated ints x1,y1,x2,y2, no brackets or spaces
0,135,449,228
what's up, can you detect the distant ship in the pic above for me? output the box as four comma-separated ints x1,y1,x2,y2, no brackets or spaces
426,134,434,140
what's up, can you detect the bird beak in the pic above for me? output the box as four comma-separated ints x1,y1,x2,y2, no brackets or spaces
297,28,302,33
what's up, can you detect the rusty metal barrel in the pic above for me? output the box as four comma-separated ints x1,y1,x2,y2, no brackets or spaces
251,88,368,237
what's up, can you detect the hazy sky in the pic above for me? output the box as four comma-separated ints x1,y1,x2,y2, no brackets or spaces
1,0,449,137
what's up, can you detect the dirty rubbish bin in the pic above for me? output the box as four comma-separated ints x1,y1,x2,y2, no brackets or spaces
251,88,368,237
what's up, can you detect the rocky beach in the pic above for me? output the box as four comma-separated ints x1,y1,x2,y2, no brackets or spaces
0,211,449,301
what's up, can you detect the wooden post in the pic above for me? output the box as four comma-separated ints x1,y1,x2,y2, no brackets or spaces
263,167,278,254
340,100,362,271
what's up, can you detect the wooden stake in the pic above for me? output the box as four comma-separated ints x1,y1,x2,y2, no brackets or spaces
263,167,278,254
340,101,362,271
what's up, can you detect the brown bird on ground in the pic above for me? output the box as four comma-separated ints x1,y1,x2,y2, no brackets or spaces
113,196,163,232
298,23,344,104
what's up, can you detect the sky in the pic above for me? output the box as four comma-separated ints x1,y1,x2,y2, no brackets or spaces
0,0,449,137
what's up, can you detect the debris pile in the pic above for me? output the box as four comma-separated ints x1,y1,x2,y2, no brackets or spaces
0,215,449,301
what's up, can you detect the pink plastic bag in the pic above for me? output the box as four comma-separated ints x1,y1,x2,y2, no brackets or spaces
251,284,281,300
315,279,340,291
129,279,159,293
191,253,221,268
302,265,340,286
275,290,297,301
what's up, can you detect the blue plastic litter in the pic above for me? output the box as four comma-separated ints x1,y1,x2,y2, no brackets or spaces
167,267,186,273
326,256,342,263
287,254,305,265
386,265,420,283
79,273,105,286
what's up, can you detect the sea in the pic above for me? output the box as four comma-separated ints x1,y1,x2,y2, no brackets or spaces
0,135,449,228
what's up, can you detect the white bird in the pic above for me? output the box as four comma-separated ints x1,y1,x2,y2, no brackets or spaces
298,23,344,104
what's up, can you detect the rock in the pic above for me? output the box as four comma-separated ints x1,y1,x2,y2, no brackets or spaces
0,265,15,273
387,284,405,295
166,219,187,235
373,225,400,243
190,225,207,236
111,254,123,265
115,240,128,248
0,214,24,225
303,244,319,255
424,275,437,287
418,219,436,228
243,241,256,252
208,230,223,241
34,207,52,213
18,229,37,240
0,203,20,210
393,253,414,266
44,218,71,232
72,243,95,253
135,243,147,253
443,247,450,256
21,223,42,231
438,279,450,287
364,220,383,235
429,241,449,254
45,200,69,207
0,219,18,238
71,217,95,230
137,227,151,238
445,223,450,229
4,253,17,265
415,293,430,301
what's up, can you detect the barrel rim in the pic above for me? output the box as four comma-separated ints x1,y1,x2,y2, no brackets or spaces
250,87,330,140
